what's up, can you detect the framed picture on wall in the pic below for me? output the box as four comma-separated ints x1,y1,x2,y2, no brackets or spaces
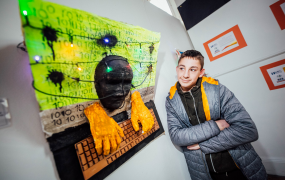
260,59,285,90
270,0,285,30
203,25,247,62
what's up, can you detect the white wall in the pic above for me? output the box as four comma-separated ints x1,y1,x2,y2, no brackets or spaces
187,0,285,176
174,0,185,7
0,0,194,180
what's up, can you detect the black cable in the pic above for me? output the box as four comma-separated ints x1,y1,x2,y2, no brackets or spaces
29,60,156,66
32,80,123,100
29,61,101,65
68,76,94,82
132,71,150,88
17,42,27,52
32,72,130,101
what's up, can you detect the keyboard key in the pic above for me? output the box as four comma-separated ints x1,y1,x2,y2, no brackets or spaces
89,161,94,167
99,155,103,161
80,154,87,165
94,158,99,164
77,143,84,154
87,137,93,144
112,155,116,161
92,153,97,159
87,156,92,162
83,164,88,171
85,151,91,156
82,141,87,146
84,146,89,151
107,158,112,164
90,148,95,154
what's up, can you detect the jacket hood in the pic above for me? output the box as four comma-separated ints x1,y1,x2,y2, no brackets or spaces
169,76,218,100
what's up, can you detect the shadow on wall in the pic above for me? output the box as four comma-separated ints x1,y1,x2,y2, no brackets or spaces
154,52,166,95
0,45,60,179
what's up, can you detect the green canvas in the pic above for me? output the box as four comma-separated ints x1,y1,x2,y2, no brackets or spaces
18,0,160,111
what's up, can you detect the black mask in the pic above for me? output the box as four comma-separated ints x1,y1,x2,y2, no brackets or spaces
95,55,133,111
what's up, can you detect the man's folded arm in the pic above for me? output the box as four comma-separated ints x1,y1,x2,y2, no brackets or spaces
166,99,220,147
199,84,258,154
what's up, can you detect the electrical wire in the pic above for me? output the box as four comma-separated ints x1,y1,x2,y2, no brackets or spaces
17,42,27,52
32,73,129,101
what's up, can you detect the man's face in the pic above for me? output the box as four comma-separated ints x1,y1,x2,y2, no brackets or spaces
95,56,133,110
176,57,205,91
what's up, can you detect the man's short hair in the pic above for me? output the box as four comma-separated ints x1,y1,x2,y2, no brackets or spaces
178,50,204,69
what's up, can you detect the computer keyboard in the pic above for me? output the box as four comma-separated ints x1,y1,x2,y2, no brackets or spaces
74,109,160,180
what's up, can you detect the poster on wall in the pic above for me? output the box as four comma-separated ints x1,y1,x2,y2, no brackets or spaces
203,25,247,62
18,0,164,179
270,0,285,30
260,59,285,90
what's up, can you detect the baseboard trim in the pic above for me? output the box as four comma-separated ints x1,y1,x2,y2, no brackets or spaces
261,157,285,176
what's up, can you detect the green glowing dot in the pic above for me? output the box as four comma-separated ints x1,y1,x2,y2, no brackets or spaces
23,10,27,16
106,67,112,72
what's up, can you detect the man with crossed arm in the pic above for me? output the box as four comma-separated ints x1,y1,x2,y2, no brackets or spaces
165,50,267,180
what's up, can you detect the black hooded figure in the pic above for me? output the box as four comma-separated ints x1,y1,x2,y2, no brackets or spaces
95,55,133,111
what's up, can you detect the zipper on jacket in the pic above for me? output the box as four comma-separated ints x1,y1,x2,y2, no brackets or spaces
190,91,217,174
210,154,217,173
181,93,192,122
200,151,212,180
189,91,201,124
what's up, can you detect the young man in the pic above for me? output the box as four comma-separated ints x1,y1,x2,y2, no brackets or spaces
165,50,267,180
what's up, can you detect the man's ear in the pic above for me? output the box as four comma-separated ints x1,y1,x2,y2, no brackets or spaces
199,69,205,77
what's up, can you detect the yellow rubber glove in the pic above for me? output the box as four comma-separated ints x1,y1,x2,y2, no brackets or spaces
131,91,154,134
84,102,124,156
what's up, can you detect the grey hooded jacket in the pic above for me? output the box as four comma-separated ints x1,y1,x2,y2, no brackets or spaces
165,77,267,180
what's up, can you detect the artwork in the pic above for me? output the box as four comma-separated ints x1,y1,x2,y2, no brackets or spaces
260,59,285,90
18,0,164,179
203,25,247,62
270,0,285,30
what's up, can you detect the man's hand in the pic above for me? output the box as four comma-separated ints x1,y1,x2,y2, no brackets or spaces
216,119,230,131
187,144,200,150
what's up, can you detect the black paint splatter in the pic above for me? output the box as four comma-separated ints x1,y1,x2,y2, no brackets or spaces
149,43,154,55
47,70,64,92
97,34,118,48
42,26,58,60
